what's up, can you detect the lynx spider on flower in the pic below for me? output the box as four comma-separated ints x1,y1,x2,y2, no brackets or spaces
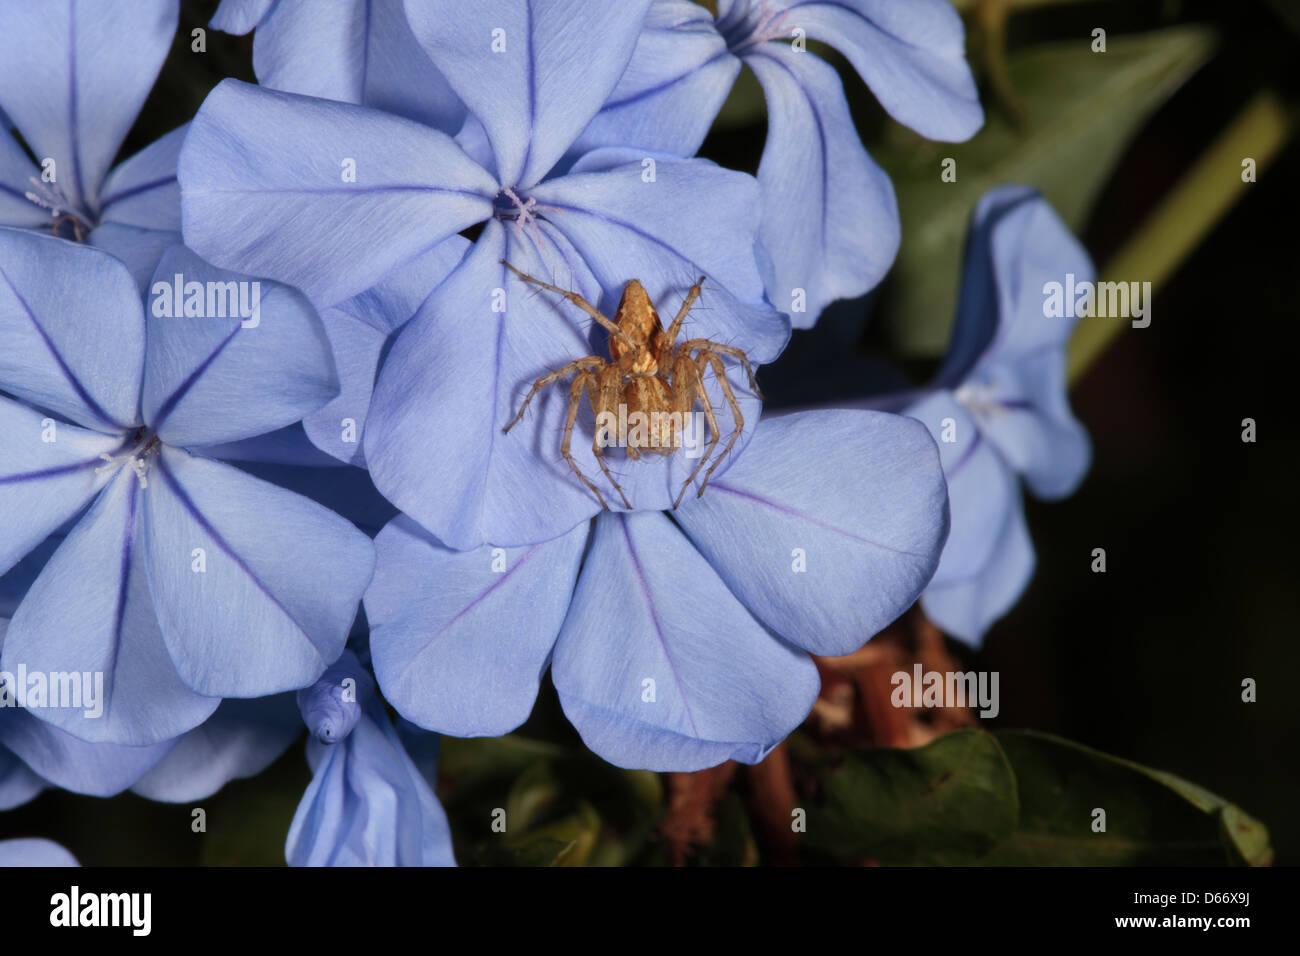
501,261,761,511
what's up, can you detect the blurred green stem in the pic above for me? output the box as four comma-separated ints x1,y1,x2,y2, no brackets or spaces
1068,89,1297,382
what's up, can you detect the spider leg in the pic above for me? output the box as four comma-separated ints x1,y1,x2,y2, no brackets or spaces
503,356,606,433
680,338,762,398
501,260,635,349
694,349,746,497
671,350,722,510
662,275,707,349
592,364,632,509
561,371,610,510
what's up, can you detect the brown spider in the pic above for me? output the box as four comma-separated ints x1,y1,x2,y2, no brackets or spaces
501,261,761,511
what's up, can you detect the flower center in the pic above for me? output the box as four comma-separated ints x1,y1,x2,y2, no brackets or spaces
23,176,94,242
954,381,1004,418
493,188,566,244
718,0,793,54
96,428,162,489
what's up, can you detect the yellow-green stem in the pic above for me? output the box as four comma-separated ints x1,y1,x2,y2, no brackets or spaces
1067,88,1296,382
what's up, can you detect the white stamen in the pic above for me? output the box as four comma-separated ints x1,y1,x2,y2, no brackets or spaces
954,382,1004,418
96,442,158,489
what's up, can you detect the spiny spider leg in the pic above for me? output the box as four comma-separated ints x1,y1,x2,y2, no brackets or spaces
592,364,632,509
680,338,762,397
694,350,745,496
662,276,707,348
561,371,609,510
671,351,722,510
503,356,605,433
500,260,636,349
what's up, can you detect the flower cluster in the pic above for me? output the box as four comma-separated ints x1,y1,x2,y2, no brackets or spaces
0,0,1087,867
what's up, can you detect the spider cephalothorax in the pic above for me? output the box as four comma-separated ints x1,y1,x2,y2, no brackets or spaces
501,261,760,510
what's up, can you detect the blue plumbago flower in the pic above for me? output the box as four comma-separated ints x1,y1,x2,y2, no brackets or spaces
0,228,374,746
0,837,78,867
287,650,455,866
365,406,949,772
570,0,984,325
210,0,466,134
896,185,1092,645
0,0,184,288
179,0,792,548
2,552,301,806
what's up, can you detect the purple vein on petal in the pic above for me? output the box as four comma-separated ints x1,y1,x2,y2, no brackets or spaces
155,456,325,664
541,201,706,281
618,518,701,738
147,324,241,435
945,428,982,482
392,542,543,687
98,175,177,215
707,482,933,558
518,0,537,184
67,0,87,213
0,455,111,486
603,50,733,111
102,475,141,727
0,262,129,431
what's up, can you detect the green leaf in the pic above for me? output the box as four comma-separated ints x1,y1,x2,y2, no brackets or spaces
985,731,1272,865
439,734,662,866
803,729,1018,865
501,801,603,867
873,25,1216,354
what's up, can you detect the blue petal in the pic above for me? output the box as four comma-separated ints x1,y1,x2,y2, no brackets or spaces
674,408,949,657
297,659,367,744
745,44,899,323
366,515,587,737
87,223,182,295
922,491,1034,647
0,228,145,431
286,654,455,866
179,80,496,306
0,535,62,619
552,510,820,771
905,390,1033,644
210,0,275,34
401,0,653,187
940,186,1093,499
89,126,185,290
792,0,983,141
0,133,48,228
0,0,178,215
303,238,469,466
142,244,339,448
96,125,185,233
0,707,174,797
568,0,740,161
936,185,1050,386
3,471,221,745
131,695,302,801
0,743,46,810
532,151,789,364
254,0,466,133
905,391,1014,583
0,397,119,576
226,456,398,537
0,838,79,866
143,446,374,698
191,424,344,468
